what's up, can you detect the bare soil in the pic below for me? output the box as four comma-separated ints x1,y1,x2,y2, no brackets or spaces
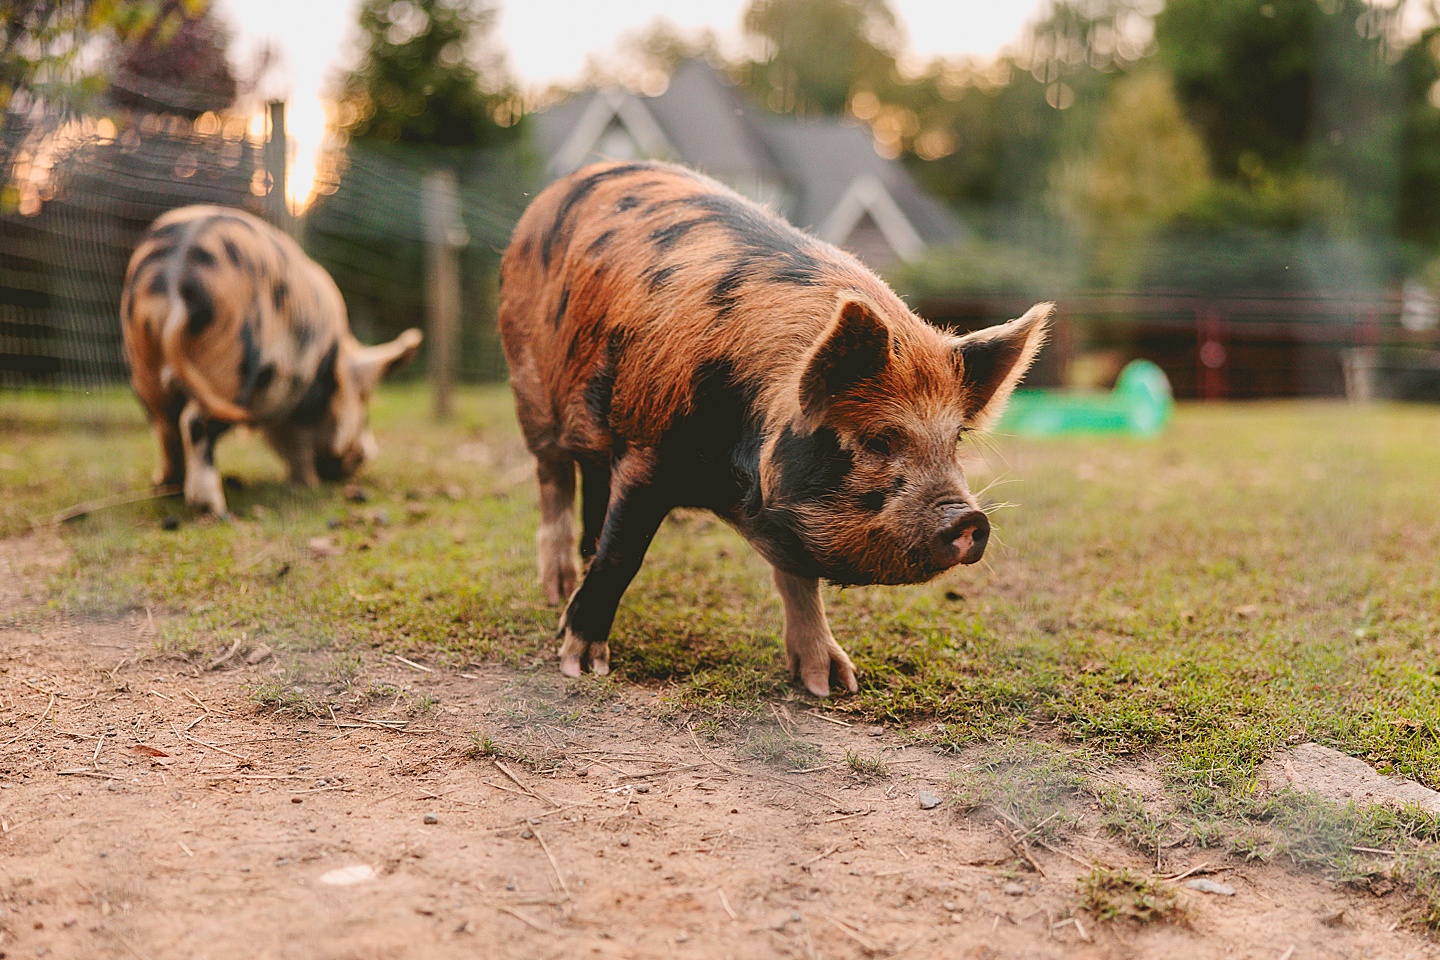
1,533,1435,960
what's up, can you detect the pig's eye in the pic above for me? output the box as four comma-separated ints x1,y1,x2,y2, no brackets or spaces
861,432,897,457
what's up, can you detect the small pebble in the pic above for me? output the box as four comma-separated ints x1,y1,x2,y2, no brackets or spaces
1003,882,1025,896
619,836,631,847
576,767,589,777
160,515,181,531
942,901,956,912
675,932,688,943
918,790,942,810
343,484,369,503
291,797,303,804
519,829,534,840
423,813,439,825
790,910,802,922
1185,878,1235,896
635,783,651,794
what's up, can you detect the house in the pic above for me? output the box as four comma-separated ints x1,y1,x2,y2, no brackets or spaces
531,61,963,271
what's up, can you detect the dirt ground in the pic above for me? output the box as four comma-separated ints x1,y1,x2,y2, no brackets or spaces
1,532,1436,960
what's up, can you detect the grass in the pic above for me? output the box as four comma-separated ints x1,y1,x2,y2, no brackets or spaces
7,383,1440,914
1078,866,1184,924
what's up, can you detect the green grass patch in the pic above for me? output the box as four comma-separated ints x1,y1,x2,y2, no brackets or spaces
1079,866,1184,924
7,384,1440,911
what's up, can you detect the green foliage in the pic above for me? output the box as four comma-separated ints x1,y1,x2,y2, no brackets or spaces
106,0,235,118
739,0,901,115
1154,0,1405,235
1055,70,1212,285
0,0,205,113
1396,25,1440,248
888,236,1070,302
339,0,521,148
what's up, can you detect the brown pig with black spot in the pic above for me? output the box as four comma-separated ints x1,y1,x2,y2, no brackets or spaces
121,205,422,518
499,160,1051,696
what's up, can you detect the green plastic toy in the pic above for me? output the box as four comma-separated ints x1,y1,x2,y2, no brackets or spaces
996,359,1174,437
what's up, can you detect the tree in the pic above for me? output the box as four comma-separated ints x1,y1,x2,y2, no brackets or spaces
739,0,901,115
312,0,532,382
339,0,520,147
1056,70,1212,284
107,0,236,118
1397,25,1440,248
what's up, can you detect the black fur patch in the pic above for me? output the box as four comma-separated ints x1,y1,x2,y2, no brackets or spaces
583,331,623,427
614,195,641,212
236,322,273,407
292,316,316,350
542,162,656,268
290,341,339,426
586,229,616,255
858,489,887,512
646,264,678,292
770,426,853,505
179,275,215,335
272,280,288,313
649,219,707,251
709,260,753,317
187,245,217,269
220,237,243,267
552,286,570,330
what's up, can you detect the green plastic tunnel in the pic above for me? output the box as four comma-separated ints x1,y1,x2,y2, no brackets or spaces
995,360,1174,437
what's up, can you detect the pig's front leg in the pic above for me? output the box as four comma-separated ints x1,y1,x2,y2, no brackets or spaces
557,454,669,678
773,568,858,698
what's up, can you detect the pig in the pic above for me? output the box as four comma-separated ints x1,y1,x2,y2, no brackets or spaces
121,205,422,517
498,161,1050,696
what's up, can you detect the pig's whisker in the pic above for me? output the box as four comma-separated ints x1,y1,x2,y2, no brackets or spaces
973,475,1019,500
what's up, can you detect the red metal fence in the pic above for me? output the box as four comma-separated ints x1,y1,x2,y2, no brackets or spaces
918,292,1440,400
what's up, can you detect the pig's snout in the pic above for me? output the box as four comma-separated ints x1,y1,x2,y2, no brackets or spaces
935,501,990,566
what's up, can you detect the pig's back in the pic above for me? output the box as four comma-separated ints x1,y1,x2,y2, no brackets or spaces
499,160,898,455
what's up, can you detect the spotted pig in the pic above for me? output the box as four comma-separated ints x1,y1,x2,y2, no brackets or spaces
499,161,1050,696
121,205,422,517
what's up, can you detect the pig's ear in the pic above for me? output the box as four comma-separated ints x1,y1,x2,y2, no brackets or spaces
952,302,1051,430
799,300,892,422
351,328,423,395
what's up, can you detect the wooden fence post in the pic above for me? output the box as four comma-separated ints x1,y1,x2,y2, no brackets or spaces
422,168,466,420
263,100,291,233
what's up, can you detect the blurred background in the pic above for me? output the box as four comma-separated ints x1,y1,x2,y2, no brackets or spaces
5,0,1440,402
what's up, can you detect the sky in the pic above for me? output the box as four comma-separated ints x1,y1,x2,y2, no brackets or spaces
216,0,1051,209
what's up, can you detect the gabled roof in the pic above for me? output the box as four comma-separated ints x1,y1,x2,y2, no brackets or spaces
751,116,960,251
530,61,965,264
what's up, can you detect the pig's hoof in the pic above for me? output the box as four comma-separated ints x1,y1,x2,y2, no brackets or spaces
589,643,610,676
791,643,858,698
542,568,577,605
559,630,608,676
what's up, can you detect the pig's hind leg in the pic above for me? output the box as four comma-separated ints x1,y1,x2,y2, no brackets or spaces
536,451,580,604
773,568,858,698
578,459,611,568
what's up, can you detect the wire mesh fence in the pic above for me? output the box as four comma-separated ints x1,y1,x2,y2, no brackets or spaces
0,106,536,391
1,114,265,388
